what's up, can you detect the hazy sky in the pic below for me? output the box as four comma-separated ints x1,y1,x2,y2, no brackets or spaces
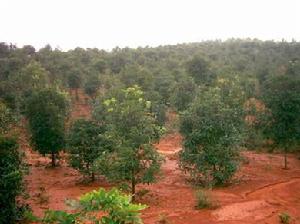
1,0,300,50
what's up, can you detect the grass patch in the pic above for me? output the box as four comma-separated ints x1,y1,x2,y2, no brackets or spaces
195,189,218,210
279,212,291,224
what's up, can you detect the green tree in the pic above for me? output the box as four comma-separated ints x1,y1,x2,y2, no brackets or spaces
67,69,82,100
67,119,112,181
186,55,215,85
0,136,24,224
94,86,163,201
26,89,68,167
180,79,245,186
170,76,196,111
17,60,49,91
262,74,300,169
119,64,154,91
84,74,101,98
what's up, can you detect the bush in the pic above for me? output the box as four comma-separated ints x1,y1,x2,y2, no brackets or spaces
0,136,25,224
279,212,291,224
41,188,147,224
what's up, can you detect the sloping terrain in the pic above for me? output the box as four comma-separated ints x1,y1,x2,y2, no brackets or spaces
22,94,300,224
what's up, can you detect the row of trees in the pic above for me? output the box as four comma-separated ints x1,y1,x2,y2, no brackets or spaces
1,40,300,119
25,86,163,202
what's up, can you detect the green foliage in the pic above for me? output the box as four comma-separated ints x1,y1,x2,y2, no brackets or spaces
153,72,175,105
67,69,82,89
94,86,163,200
26,89,68,166
0,101,13,134
279,212,291,224
180,78,245,186
170,76,196,111
262,75,300,147
0,136,24,224
67,119,113,181
84,74,101,97
262,72,300,167
41,188,147,224
18,60,49,91
119,64,154,91
186,55,215,85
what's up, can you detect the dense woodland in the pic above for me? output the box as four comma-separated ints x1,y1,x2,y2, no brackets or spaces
0,39,300,223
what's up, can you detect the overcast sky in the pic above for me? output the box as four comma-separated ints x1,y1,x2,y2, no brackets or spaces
1,0,300,50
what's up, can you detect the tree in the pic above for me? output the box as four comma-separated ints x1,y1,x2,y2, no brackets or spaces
119,64,154,91
170,76,196,111
84,74,101,98
262,74,300,169
0,136,24,224
186,55,215,85
94,86,163,201
18,60,49,91
67,119,112,181
26,89,68,167
180,78,245,186
67,69,82,100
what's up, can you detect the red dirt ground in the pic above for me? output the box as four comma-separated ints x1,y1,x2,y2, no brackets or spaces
21,94,300,224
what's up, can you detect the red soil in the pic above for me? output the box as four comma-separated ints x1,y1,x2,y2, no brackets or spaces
23,132,300,224
22,96,300,224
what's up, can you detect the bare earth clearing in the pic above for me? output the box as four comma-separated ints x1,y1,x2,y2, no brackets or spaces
22,92,300,224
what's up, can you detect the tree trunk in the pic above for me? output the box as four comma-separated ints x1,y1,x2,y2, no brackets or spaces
91,172,95,182
284,147,288,169
51,152,56,167
75,88,79,101
131,169,136,202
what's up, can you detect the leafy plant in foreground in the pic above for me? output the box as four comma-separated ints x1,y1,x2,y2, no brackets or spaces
41,188,147,224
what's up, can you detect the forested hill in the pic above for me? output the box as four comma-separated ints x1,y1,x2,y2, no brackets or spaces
1,39,300,113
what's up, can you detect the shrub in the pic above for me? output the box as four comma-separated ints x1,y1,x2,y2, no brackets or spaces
41,188,147,224
279,212,291,224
